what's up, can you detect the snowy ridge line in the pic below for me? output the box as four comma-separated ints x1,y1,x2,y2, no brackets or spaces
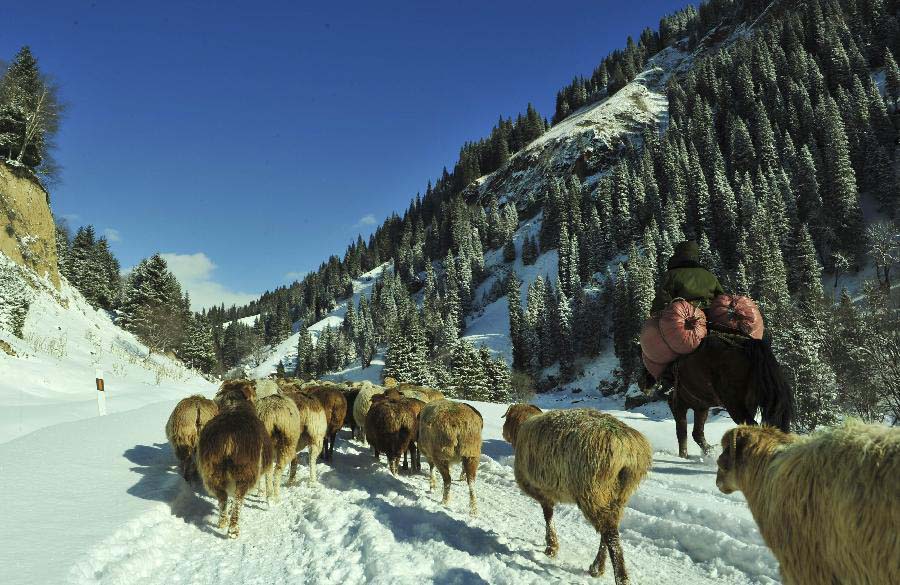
70,401,777,585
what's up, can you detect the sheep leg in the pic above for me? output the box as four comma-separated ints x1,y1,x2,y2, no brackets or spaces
414,444,421,473
604,527,629,585
287,455,299,485
428,462,437,492
541,500,559,557
437,461,452,505
215,490,229,530
308,445,320,484
228,489,246,539
463,456,478,517
329,432,337,460
589,532,608,577
691,408,711,455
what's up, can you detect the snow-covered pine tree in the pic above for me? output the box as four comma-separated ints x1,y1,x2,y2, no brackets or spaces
450,339,489,400
505,271,526,371
295,325,314,378
178,313,217,373
557,285,576,382
119,254,187,353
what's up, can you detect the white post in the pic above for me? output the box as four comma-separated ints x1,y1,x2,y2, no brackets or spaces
96,369,107,416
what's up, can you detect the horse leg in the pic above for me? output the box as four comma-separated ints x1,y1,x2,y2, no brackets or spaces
691,408,712,456
669,397,689,459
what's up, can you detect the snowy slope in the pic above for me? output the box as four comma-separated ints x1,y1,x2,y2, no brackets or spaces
471,46,689,208
0,254,215,444
1,393,779,585
246,263,391,379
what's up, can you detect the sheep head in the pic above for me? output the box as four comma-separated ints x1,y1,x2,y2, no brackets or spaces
501,404,542,449
716,425,794,494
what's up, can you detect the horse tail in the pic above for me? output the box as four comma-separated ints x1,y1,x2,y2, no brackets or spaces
748,337,794,432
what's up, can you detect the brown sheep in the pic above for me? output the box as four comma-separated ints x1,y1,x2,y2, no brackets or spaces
255,394,302,502
197,400,273,538
214,379,257,408
365,395,417,476
283,390,328,484
504,408,651,583
165,395,218,481
716,421,900,585
501,403,542,447
307,385,348,461
417,399,483,517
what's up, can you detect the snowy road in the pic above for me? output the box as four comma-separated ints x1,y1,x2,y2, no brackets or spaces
0,399,781,585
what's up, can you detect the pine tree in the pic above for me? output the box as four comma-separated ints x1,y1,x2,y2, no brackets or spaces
557,286,576,382
885,49,900,107
178,314,217,373
296,325,314,378
506,272,526,371
790,224,824,302
119,254,187,353
450,339,489,400
817,95,865,266
503,237,516,262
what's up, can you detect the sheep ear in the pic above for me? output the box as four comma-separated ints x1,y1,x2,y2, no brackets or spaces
732,428,750,463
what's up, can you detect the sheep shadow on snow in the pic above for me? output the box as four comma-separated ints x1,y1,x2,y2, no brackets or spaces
123,442,217,528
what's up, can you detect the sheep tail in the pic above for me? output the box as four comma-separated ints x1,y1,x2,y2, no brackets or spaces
748,337,794,432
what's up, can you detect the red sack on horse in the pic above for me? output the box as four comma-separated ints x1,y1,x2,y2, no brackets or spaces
640,300,707,378
707,294,764,339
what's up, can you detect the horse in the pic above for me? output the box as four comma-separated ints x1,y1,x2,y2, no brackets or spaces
666,329,795,458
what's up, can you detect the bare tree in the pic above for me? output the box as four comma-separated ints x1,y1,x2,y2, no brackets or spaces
866,221,899,289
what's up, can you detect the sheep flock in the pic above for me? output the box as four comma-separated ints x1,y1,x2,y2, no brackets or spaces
167,378,898,583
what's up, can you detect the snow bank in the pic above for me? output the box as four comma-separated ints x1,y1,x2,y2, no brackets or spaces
0,255,214,444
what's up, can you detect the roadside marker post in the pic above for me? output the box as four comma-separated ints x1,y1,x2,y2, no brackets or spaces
96,369,107,416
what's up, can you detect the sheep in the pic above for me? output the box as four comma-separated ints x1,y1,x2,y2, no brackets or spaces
165,395,218,481
283,390,328,484
342,388,361,439
307,384,348,461
501,403,542,447
365,395,418,476
197,400,273,538
716,421,900,585
352,381,385,444
417,399,483,517
255,378,280,399
255,394,302,502
503,407,651,583
214,379,257,407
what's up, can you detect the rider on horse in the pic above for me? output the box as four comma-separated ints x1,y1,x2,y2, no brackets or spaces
645,240,725,395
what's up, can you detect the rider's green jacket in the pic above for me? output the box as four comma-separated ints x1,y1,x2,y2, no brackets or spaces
650,257,725,314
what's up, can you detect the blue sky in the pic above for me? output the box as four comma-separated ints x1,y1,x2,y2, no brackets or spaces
4,0,693,309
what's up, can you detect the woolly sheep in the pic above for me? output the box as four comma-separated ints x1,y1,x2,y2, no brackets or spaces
307,385,348,461
352,381,385,444
417,399,483,516
255,394,302,502
501,403,542,447
214,379,257,407
504,407,651,583
283,390,328,484
197,400,273,538
365,395,417,476
716,421,900,585
165,395,218,481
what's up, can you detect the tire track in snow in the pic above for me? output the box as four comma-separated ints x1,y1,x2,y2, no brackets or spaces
71,434,779,584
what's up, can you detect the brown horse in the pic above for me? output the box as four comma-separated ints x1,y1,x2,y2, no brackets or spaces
667,330,794,458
